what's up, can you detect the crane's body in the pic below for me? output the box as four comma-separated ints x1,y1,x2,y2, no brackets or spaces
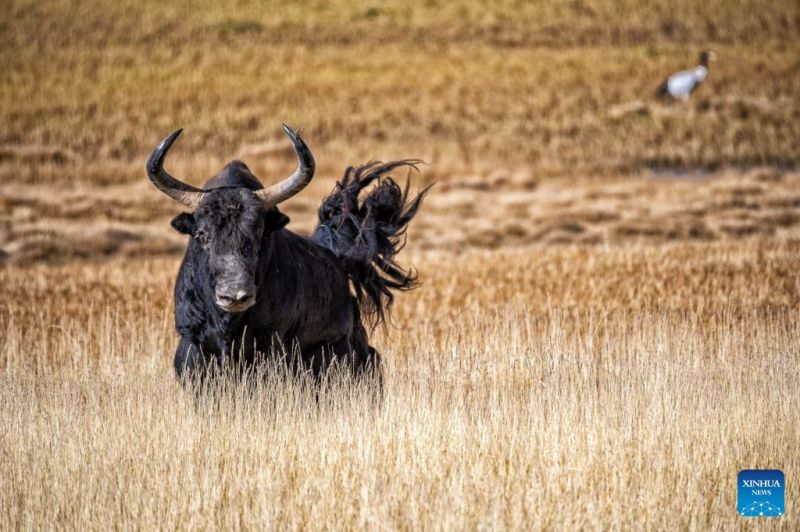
657,51,716,102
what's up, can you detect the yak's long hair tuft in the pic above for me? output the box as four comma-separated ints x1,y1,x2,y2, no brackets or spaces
311,160,431,329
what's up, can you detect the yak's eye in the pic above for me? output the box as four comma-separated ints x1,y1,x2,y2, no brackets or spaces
195,230,210,246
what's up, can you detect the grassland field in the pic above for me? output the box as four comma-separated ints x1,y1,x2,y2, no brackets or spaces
1,0,800,529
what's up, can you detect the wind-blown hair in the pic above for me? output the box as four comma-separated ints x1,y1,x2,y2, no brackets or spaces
312,161,431,328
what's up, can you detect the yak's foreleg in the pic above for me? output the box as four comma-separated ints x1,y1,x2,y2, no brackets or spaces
174,338,220,386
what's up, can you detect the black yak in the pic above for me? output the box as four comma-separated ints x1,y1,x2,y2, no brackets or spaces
146,125,428,384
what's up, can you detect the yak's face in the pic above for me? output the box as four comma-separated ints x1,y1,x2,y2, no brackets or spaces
147,125,313,312
171,188,288,313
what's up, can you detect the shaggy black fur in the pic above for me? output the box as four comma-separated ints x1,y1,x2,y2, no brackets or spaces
312,161,431,328
170,161,370,383
167,159,427,386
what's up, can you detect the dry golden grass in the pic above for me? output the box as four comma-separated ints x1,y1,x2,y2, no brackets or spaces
1,241,799,529
3,165,800,265
1,0,799,186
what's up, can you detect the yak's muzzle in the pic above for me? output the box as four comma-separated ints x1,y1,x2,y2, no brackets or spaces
215,285,256,313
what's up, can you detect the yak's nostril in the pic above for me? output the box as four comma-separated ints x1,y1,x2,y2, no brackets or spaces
216,287,255,309
233,290,252,304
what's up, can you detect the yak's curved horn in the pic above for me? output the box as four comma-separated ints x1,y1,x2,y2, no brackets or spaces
146,128,204,209
255,124,316,208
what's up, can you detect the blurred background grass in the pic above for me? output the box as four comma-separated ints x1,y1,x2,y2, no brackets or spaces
2,0,799,186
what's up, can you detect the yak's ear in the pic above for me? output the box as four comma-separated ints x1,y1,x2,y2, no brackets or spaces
171,213,196,235
264,209,290,232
